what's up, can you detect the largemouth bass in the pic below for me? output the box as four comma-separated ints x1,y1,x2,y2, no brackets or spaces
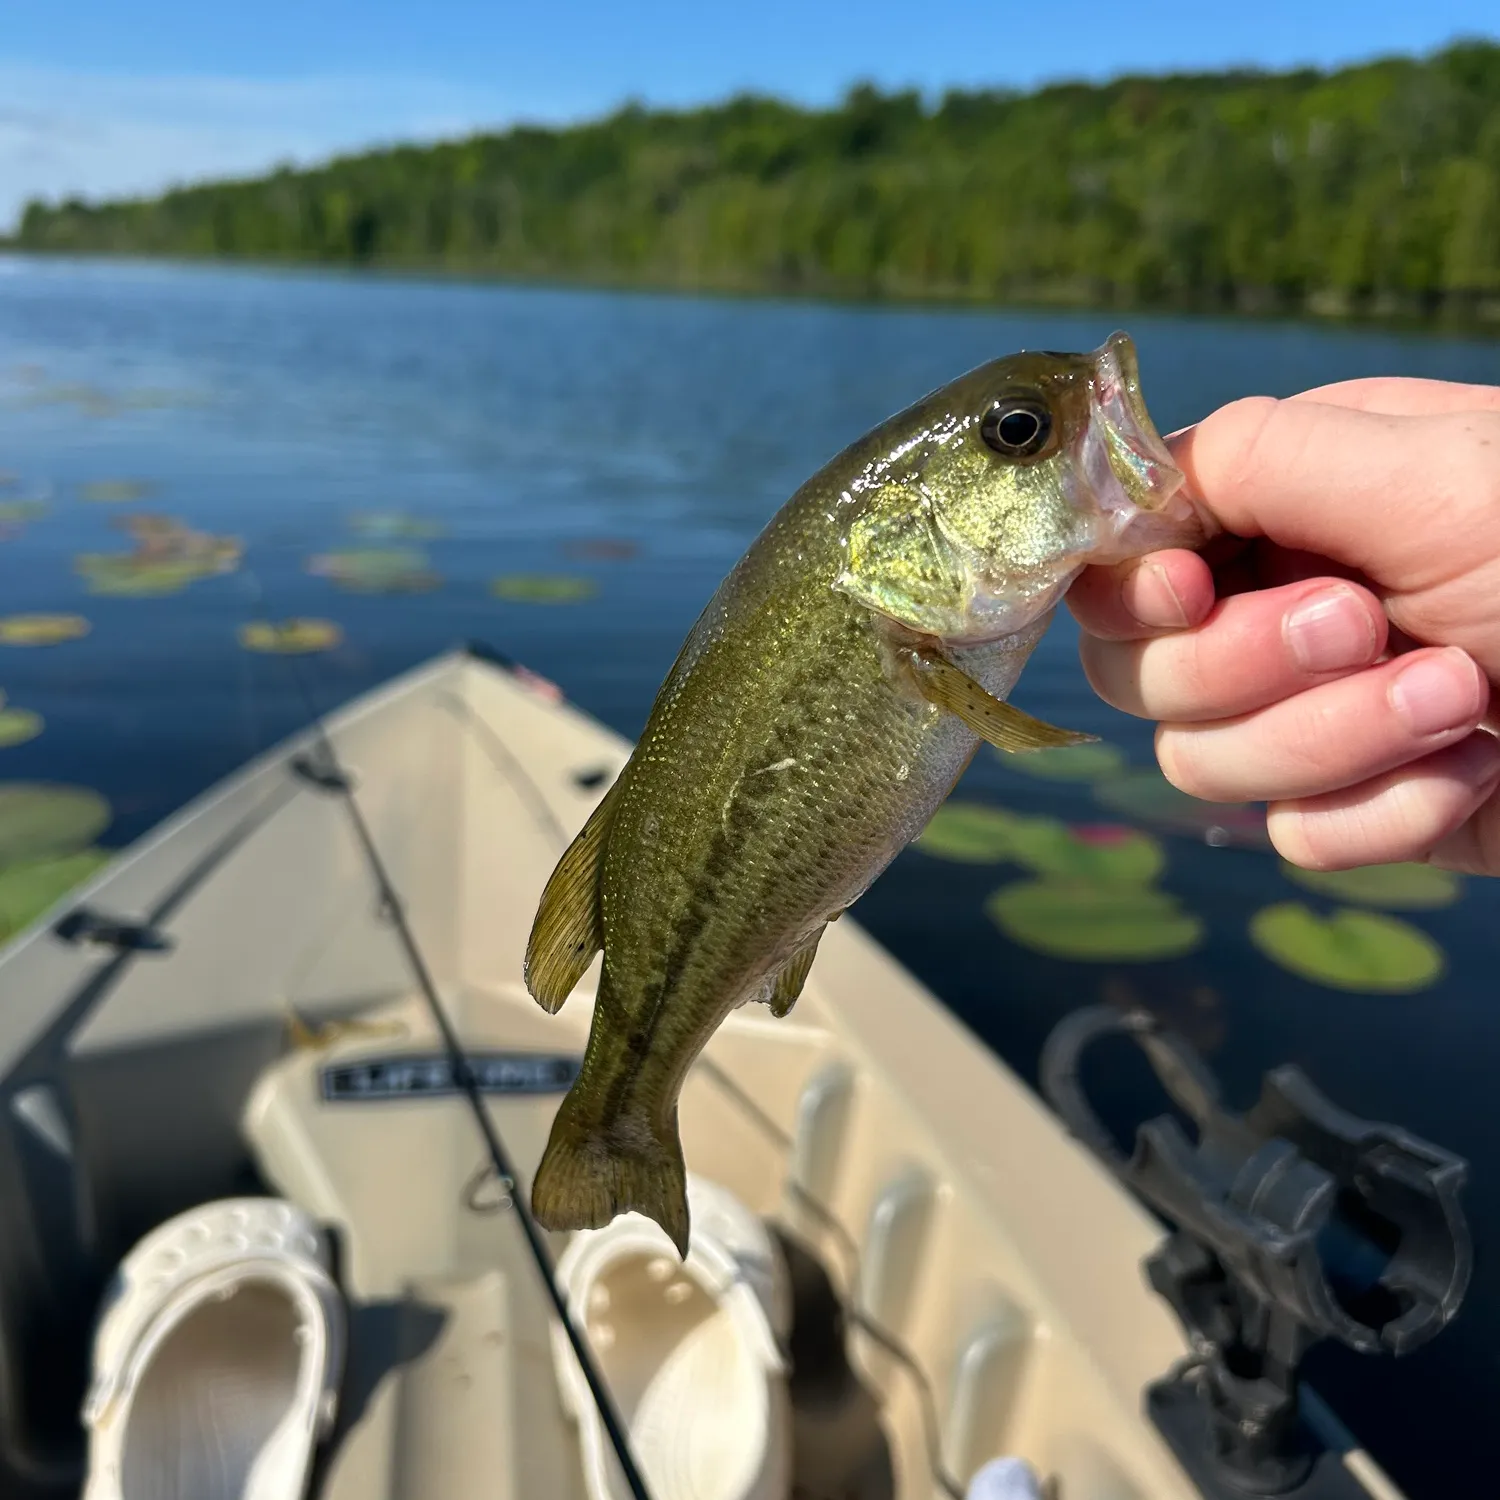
525,332,1204,1254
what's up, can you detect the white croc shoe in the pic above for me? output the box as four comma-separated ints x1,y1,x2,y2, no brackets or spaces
551,1174,792,1500
81,1197,344,1500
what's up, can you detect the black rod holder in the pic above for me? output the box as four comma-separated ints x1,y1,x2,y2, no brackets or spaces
1041,1006,1471,1499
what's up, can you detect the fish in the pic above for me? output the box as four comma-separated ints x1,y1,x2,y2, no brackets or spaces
523,331,1206,1255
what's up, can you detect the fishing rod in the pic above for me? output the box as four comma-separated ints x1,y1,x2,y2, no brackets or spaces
242,593,657,1500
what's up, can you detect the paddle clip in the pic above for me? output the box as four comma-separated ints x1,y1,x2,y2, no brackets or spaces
1041,1005,1471,1500
53,908,171,953
290,749,354,794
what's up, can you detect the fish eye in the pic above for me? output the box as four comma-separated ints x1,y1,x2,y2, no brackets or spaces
980,399,1053,459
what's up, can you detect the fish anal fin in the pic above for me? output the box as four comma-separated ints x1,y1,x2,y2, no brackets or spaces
524,783,619,1015
908,647,1096,753
766,928,824,1018
531,1096,690,1258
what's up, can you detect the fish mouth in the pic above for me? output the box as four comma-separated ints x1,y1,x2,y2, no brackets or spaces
1089,332,1184,513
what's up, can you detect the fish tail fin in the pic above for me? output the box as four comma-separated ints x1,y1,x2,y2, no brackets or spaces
531,1093,690,1258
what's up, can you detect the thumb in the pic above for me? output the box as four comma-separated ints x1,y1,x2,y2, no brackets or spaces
1168,397,1500,595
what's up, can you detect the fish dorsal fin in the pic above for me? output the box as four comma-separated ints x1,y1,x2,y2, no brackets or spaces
765,927,825,1018
907,646,1096,754
524,782,620,1014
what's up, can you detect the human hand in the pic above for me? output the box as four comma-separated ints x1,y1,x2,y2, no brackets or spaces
1067,377,1500,874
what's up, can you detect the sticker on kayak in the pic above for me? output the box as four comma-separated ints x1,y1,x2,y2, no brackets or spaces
320,1051,581,1102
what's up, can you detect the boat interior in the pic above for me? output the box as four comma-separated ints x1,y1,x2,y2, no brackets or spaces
0,649,1407,1500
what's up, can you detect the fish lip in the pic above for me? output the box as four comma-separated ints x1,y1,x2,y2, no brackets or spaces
1090,332,1184,511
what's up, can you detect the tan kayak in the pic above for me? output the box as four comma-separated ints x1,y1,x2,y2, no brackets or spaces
0,646,1454,1500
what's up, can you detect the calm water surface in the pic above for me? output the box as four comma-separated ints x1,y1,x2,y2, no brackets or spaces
1,258,1497,1496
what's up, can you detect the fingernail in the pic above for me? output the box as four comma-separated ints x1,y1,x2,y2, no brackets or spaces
1284,586,1377,673
1130,562,1189,628
1390,648,1485,737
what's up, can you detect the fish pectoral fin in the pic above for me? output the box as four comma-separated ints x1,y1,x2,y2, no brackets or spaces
766,928,825,1018
908,647,1096,753
524,782,619,1014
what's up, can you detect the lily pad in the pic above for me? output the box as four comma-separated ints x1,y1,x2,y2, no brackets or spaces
985,879,1205,961
29,385,123,418
75,556,195,596
1280,861,1462,911
490,573,598,604
994,741,1127,781
0,708,43,747
0,498,47,524
348,511,444,540
239,619,344,654
0,784,112,863
0,614,90,646
917,802,1027,862
77,517,242,595
1007,819,1166,884
0,849,112,940
1249,903,1444,993
307,548,439,593
1093,768,1268,847
81,479,153,503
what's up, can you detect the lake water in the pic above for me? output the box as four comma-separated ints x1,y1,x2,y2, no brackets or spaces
1,257,1497,1496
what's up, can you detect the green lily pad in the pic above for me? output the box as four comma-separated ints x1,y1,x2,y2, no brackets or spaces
0,849,112,940
0,784,112,864
0,499,47,524
1250,903,1444,992
490,573,598,604
239,619,344,654
75,556,197,596
917,802,1027,862
0,614,90,646
307,548,439,593
918,805,1165,882
985,879,1205,961
348,511,444,540
1280,861,1461,911
0,708,43,747
1093,768,1268,847
1007,820,1165,884
81,479,153,503
77,518,242,596
28,385,124,418
994,741,1127,781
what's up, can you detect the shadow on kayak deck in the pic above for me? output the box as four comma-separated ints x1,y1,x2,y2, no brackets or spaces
775,1230,896,1500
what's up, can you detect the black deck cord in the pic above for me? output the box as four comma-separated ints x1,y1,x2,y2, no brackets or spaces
262,643,656,1500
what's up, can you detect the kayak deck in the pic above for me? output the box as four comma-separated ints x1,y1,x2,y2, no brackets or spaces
0,649,1403,1499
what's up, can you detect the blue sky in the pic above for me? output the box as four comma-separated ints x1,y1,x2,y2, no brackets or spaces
2,1,1496,230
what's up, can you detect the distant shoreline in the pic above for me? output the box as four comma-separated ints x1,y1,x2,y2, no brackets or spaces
4,244,1495,343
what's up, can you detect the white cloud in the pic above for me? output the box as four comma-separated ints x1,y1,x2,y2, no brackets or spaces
0,64,522,231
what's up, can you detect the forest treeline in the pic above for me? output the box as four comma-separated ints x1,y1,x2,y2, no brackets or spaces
12,42,1500,324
